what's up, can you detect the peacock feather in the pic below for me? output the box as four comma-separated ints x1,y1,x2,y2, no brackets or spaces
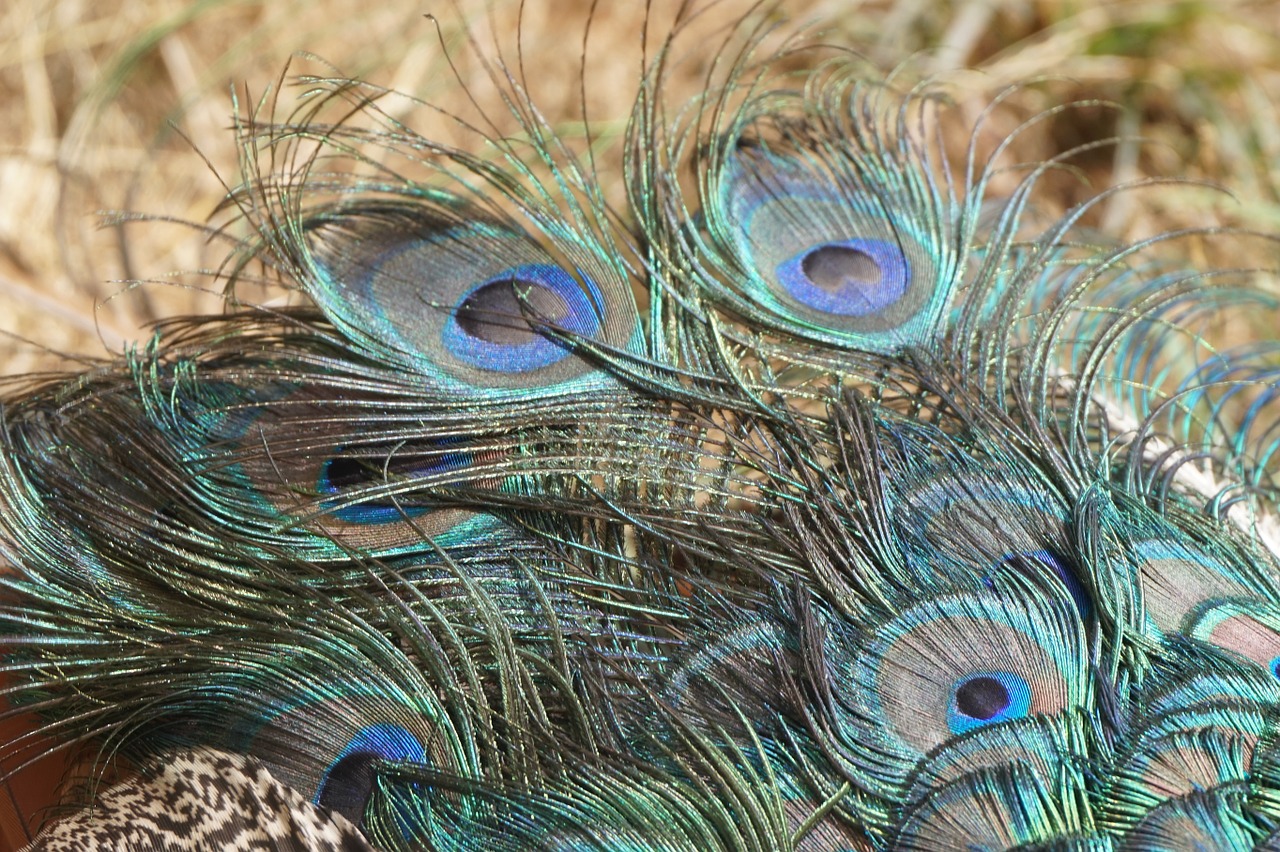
5,2,1280,849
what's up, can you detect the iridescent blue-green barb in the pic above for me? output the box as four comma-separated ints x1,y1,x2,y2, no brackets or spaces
5,9,1280,851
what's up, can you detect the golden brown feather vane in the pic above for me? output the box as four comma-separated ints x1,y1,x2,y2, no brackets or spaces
4,5,1280,850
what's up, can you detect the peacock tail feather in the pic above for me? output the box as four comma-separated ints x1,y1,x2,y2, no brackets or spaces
4,3,1280,849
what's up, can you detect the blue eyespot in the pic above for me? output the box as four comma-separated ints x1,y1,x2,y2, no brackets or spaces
1270,657,1280,680
773,239,908,317
443,264,602,372
316,723,425,820
317,451,458,525
947,672,1032,734
995,549,1091,619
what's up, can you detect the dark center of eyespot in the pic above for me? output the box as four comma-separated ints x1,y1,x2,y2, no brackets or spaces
317,750,379,824
954,676,1011,721
317,452,446,523
322,456,374,491
1271,657,1280,680
321,446,467,495
456,279,571,345
801,244,882,292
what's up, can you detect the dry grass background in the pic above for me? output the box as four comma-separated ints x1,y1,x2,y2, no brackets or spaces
2,0,1280,376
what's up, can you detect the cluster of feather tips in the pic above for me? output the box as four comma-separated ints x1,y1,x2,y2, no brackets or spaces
4,23,1280,852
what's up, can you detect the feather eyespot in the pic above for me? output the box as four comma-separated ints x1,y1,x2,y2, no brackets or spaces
994,550,1091,619
306,211,640,394
316,454,433,525
842,588,1087,776
202,391,496,555
1188,603,1280,678
773,239,908,317
1132,539,1251,634
443,264,602,372
309,445,503,551
946,672,1032,734
316,723,425,824
706,146,955,354
242,693,464,840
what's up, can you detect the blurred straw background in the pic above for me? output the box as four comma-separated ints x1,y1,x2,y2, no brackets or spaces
1,0,1279,377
